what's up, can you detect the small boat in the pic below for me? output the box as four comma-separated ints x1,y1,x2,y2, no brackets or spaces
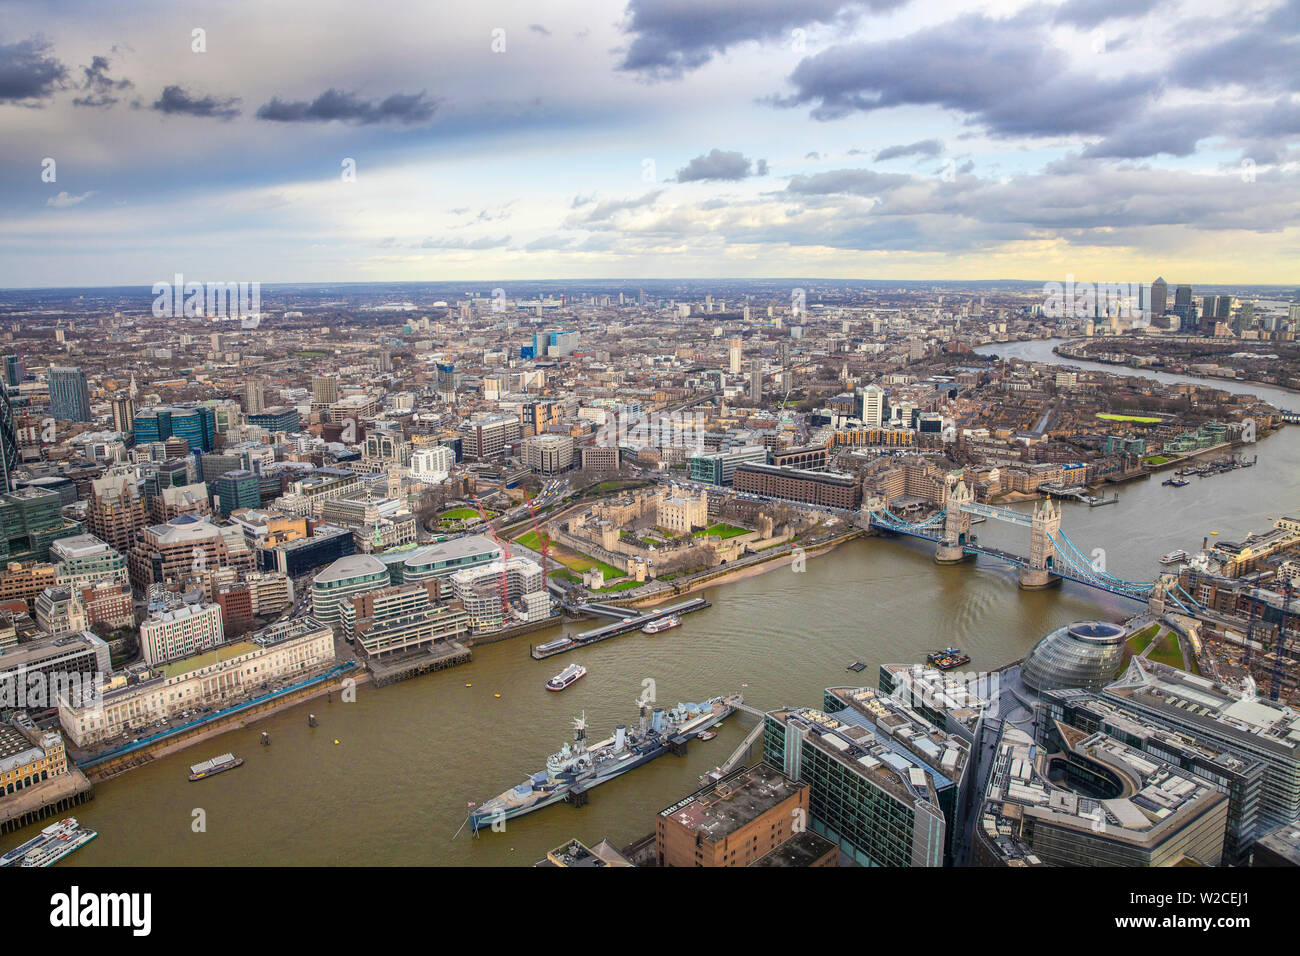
1162,478,1190,487
926,648,970,670
189,753,244,781
696,730,717,741
546,663,587,692
1160,549,1189,565
642,615,681,635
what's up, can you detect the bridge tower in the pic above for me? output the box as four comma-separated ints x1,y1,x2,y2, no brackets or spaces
1019,498,1062,590
935,480,973,564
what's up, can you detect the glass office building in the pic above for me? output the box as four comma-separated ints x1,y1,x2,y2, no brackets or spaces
1022,620,1127,694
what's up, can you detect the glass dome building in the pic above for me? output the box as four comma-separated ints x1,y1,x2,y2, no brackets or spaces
1021,621,1127,694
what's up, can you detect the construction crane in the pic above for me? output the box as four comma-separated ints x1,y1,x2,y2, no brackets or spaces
1270,580,1295,702
473,496,512,627
522,485,549,590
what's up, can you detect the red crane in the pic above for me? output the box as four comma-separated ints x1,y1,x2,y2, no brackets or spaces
522,485,549,590
473,496,512,626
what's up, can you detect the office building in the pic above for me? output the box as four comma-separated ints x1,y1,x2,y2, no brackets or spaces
972,724,1228,867
340,580,471,659
0,386,17,494
110,396,135,434
311,375,339,407
310,554,391,633
125,514,256,592
0,631,111,714
133,406,216,452
1040,686,1265,865
688,445,767,486
140,602,225,665
243,378,266,415
86,473,146,554
51,534,129,591
1105,658,1300,834
523,433,574,474
211,470,262,518
47,366,91,422
450,555,549,632
764,686,972,867
248,406,299,434
0,487,82,563
733,462,863,509
461,414,521,460
409,445,454,483
858,385,886,427
748,358,763,401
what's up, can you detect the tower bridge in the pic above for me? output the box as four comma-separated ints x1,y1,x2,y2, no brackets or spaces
864,481,1202,614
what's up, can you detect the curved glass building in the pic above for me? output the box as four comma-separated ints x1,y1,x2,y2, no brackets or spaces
1022,621,1127,694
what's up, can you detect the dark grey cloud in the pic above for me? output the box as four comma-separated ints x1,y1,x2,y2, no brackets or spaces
72,54,133,109
256,88,439,125
1053,0,1165,28
875,138,942,161
675,149,768,182
0,37,68,104
779,12,1159,139
617,0,909,79
1170,3,1300,94
153,85,241,119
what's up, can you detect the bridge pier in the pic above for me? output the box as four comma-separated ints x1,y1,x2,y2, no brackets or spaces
934,541,972,564
1018,567,1061,590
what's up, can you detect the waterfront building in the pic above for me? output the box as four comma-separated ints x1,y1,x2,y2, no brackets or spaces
1021,621,1128,694
310,554,390,633
972,724,1228,867
139,602,225,665
764,686,972,867
656,763,836,867
1040,686,1265,865
449,555,549,632
340,580,470,659
0,723,68,799
1105,658,1300,834
58,617,335,748
877,663,994,747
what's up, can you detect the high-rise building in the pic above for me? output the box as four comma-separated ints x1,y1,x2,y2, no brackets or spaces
47,366,91,422
1,356,24,387
110,397,136,434
86,473,147,555
139,602,226,665
0,387,18,494
311,375,339,407
1149,277,1168,316
748,358,763,402
728,338,742,375
133,406,216,452
858,385,885,427
243,378,266,415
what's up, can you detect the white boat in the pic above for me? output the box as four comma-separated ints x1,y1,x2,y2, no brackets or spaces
0,818,76,867
546,663,587,691
1160,550,1188,565
642,615,681,635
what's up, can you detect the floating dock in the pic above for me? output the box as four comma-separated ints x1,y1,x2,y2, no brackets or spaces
530,598,711,659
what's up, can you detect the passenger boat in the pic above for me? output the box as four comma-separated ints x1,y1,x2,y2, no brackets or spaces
546,663,587,692
1160,550,1188,565
188,753,243,781
14,819,97,867
642,615,681,635
1,819,77,867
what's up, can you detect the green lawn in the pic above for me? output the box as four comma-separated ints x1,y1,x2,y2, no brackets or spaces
693,522,748,540
439,507,481,520
1142,455,1172,465
591,580,641,593
1147,632,1186,669
1127,623,1160,655
1096,413,1162,424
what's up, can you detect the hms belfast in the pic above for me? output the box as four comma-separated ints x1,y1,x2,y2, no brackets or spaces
469,693,741,831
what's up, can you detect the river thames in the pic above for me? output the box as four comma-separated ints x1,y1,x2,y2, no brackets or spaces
39,339,1300,865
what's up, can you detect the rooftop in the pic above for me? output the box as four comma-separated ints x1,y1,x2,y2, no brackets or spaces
659,764,804,841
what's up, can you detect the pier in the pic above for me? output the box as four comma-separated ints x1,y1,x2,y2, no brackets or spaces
530,598,711,659
367,641,472,687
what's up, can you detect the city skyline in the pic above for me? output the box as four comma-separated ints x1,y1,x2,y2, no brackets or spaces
3,0,1299,287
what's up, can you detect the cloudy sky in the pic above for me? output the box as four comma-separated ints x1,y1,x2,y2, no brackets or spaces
2,0,1298,288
